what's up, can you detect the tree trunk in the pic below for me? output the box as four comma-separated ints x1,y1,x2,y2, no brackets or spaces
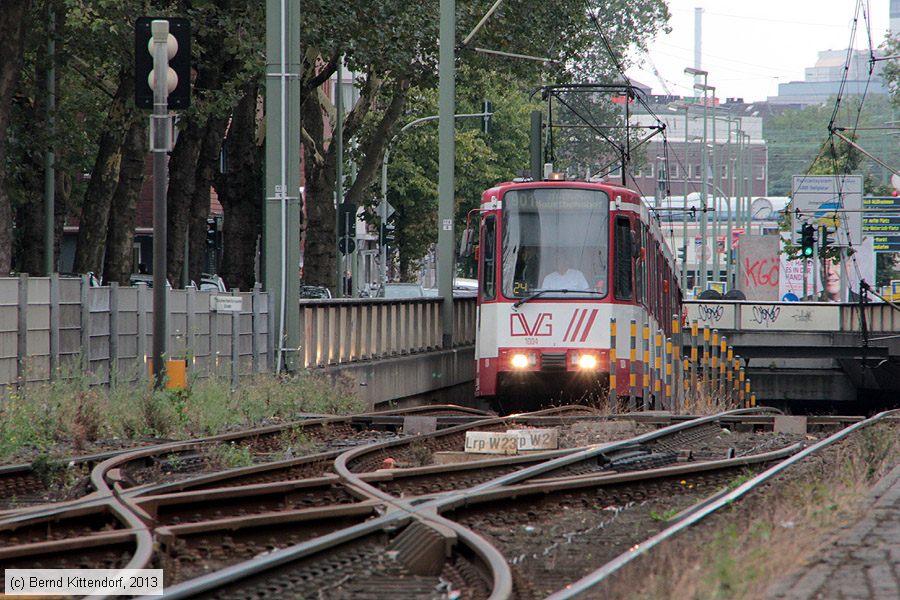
216,85,262,291
103,117,147,284
0,0,32,275
16,185,44,274
300,90,337,291
13,95,45,274
73,70,133,277
189,116,227,285
165,120,203,287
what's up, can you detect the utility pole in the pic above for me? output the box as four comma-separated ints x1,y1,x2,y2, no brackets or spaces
438,0,455,347
682,105,689,287
686,67,709,290
264,0,301,372
709,88,718,285
335,57,345,297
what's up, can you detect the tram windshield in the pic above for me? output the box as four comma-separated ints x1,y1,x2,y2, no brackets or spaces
501,188,609,299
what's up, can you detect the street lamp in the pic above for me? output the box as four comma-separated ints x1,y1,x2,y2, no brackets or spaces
668,101,693,288
695,84,720,284
685,67,709,289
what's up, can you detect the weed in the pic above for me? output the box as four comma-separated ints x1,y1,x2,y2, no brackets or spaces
727,471,755,490
407,440,433,467
0,367,363,463
599,422,900,600
31,453,90,498
206,442,254,469
649,508,680,522
276,428,317,458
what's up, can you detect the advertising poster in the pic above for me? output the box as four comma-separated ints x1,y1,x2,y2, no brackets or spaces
779,236,875,302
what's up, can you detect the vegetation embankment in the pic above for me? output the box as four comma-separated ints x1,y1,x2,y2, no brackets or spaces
604,421,899,600
0,370,364,464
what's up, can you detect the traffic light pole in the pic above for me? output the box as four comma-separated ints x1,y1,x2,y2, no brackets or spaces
150,20,171,388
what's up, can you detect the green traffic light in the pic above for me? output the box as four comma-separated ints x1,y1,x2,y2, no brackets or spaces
802,246,813,257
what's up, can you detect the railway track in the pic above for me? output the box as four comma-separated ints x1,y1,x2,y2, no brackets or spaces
1,403,884,600
0,404,491,513
150,408,795,598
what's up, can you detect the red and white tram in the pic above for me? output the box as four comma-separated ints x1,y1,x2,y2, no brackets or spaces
473,176,682,409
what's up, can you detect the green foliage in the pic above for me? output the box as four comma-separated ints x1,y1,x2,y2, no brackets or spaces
649,507,680,522
205,442,254,469
765,95,900,196
382,69,541,279
0,370,363,463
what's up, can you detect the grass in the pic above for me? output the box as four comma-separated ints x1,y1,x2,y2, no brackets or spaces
0,368,365,463
205,442,255,469
601,422,900,600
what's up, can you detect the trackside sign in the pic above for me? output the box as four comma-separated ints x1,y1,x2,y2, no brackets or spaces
465,429,559,454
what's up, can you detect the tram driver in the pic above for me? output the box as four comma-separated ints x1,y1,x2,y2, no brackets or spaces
541,250,590,291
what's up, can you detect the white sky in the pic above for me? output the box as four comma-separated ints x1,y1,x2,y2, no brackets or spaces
624,0,892,102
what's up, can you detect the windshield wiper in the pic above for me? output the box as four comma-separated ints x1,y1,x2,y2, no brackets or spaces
513,288,603,309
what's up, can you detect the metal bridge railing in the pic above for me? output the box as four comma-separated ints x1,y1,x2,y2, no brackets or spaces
298,296,477,369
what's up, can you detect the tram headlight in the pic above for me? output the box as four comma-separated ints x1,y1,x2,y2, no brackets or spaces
510,352,535,369
570,351,600,371
577,354,598,370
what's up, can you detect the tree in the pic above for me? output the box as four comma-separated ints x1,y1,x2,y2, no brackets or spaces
165,0,264,289
384,69,540,281
298,0,670,291
0,0,33,275
765,95,900,196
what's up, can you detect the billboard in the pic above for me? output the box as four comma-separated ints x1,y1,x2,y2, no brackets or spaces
739,235,780,301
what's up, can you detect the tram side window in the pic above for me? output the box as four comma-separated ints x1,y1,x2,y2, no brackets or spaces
614,217,633,300
636,225,647,306
481,215,496,300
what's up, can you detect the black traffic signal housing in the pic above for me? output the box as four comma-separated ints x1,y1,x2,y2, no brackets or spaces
380,222,396,246
134,17,191,109
481,99,493,134
800,223,815,258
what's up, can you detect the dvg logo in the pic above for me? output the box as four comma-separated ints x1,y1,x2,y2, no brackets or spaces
510,313,553,336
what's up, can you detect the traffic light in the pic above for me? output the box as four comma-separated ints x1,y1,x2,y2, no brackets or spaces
677,246,686,262
134,17,191,109
801,224,815,257
481,99,493,135
380,222,396,245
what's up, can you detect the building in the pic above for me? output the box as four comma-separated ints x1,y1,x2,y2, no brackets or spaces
628,96,768,202
768,49,888,107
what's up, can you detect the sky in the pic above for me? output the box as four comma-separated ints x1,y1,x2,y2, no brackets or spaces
624,0,892,102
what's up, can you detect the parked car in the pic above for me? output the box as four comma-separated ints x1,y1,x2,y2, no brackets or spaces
300,285,332,299
377,283,425,298
198,273,227,292
453,277,478,297
129,274,172,289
